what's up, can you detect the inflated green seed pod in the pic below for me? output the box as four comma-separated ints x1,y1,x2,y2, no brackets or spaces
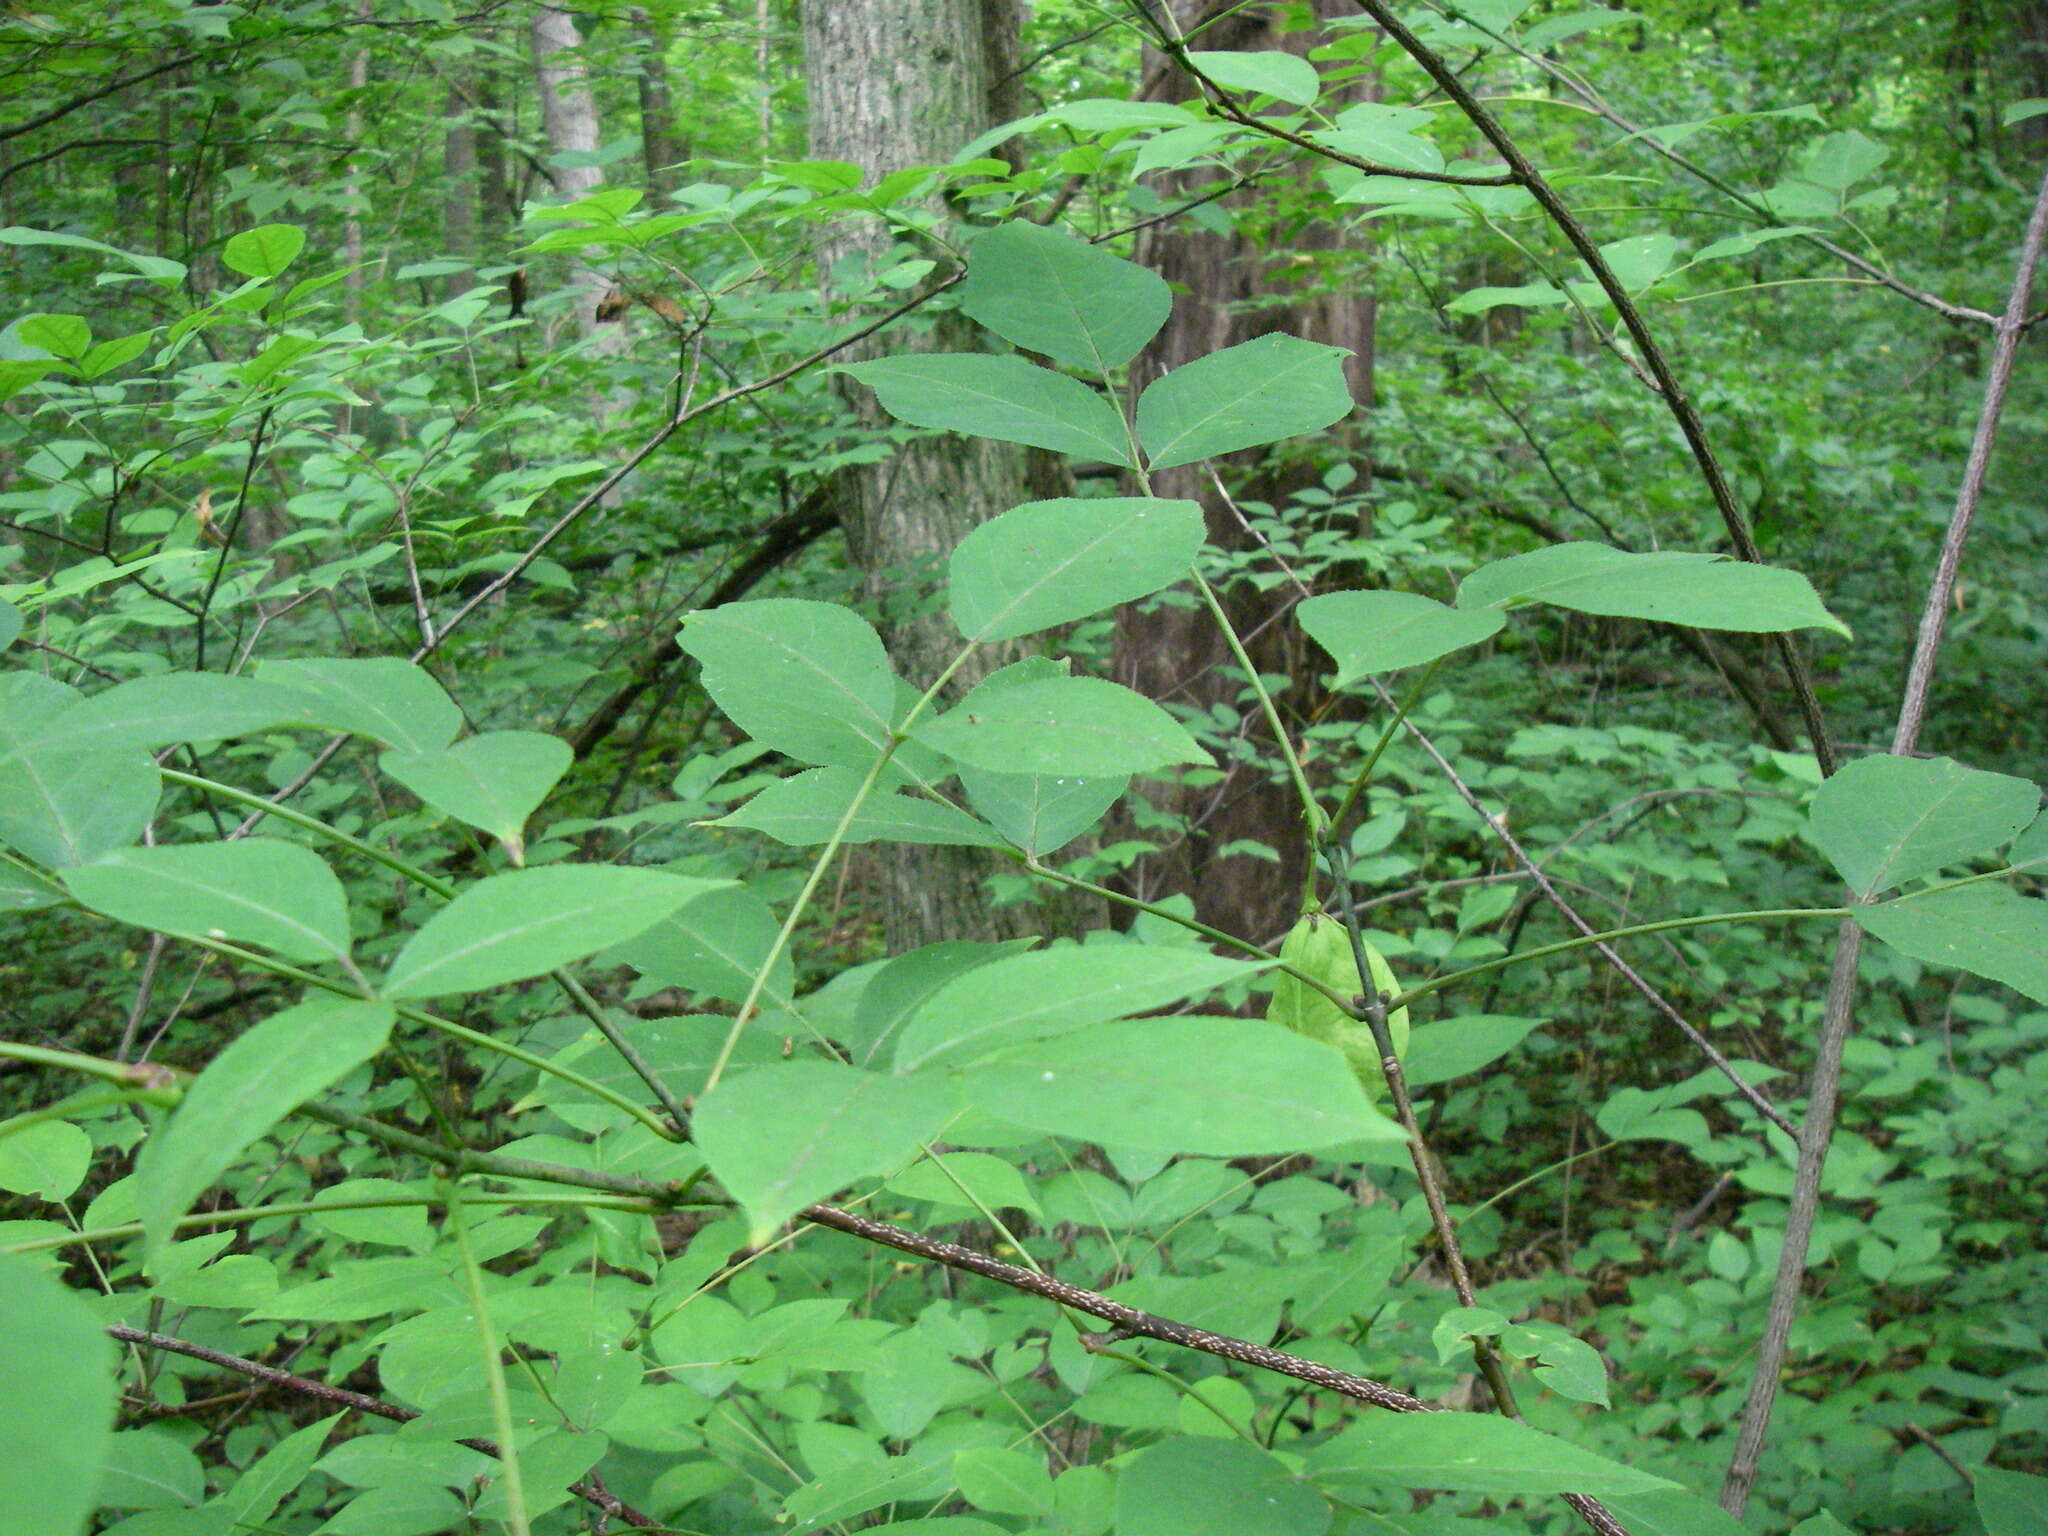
1267,910,1409,1099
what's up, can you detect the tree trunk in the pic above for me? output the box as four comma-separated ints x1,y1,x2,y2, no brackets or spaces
632,8,683,194
530,4,618,342
1113,0,1377,946
801,0,1074,951
441,78,477,298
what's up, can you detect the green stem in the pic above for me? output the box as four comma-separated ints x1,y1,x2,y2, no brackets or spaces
704,642,979,1094
174,934,676,1137
446,1180,531,1536
1380,905,1849,1015
0,1190,660,1258
1191,567,1323,839
1324,657,1443,851
162,768,692,1134
1020,857,1359,1018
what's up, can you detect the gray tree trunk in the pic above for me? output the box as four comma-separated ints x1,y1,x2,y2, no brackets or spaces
801,0,1075,952
441,78,477,299
531,5,620,344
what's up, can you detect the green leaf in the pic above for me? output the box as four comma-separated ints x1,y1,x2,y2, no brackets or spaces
1458,541,1850,637
839,355,1133,464
713,767,1007,847
886,1151,1042,1217
0,861,63,911
678,599,899,768
1595,232,1681,291
17,312,90,359
32,673,322,754
218,1413,342,1527
256,658,461,753
693,1061,958,1243
1312,125,1445,173
1804,754,2039,897
1403,1016,1548,1088
1308,1411,1679,1497
1857,884,2048,1004
948,497,1204,643
221,223,307,278
1977,1468,2048,1536
2003,99,2048,127
1500,1320,1609,1405
0,1254,116,1536
848,939,1039,1066
605,886,796,1011
0,598,18,652
99,1428,207,1510
957,1018,1402,1154
1135,333,1353,470
958,764,1125,856
137,998,394,1259
65,839,352,962
1796,129,1887,190
892,946,1273,1070
913,674,1209,776
958,223,1171,371
0,743,159,868
1603,1490,1752,1536
380,731,572,854
1116,1437,1330,1536
1298,591,1505,682
384,866,725,1000
0,1120,92,1201
1185,49,1322,108
954,1447,1056,1518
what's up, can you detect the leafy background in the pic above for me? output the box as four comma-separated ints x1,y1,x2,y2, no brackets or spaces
0,2,2044,1535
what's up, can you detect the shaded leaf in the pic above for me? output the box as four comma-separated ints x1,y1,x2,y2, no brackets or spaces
380,731,572,854
1805,754,2038,897
221,223,307,278
257,657,461,754
840,355,1133,464
32,673,322,755
606,887,796,1010
1117,1437,1330,1536
0,1120,91,1201
678,600,898,768
1858,884,2048,1004
893,945,1272,1070
0,1254,116,1536
0,742,158,868
1458,542,1849,637
958,223,1170,371
948,497,1204,643
1308,1411,1678,1497
1298,590,1505,682
1136,333,1353,469
958,764,1126,857
1403,1016,1548,1088
713,767,1006,848
913,675,1208,776
1185,49,1322,107
957,1018,1402,1154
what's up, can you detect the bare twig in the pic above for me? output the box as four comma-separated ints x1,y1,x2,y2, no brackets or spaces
1720,159,2048,1516
1349,0,1837,776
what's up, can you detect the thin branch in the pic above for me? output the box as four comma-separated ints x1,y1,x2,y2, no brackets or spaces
1350,0,1838,776
0,53,200,144
104,1326,659,1530
1720,158,2048,1517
